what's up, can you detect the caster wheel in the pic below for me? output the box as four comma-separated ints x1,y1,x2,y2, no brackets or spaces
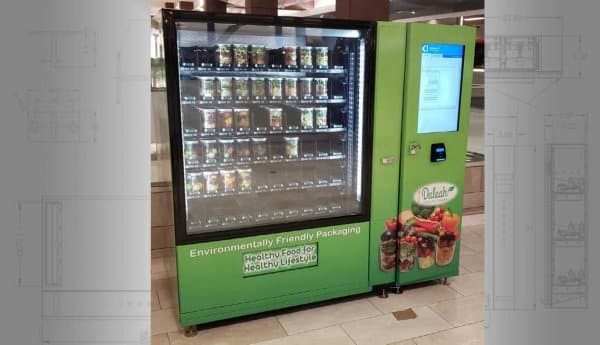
184,326,198,337
389,286,404,294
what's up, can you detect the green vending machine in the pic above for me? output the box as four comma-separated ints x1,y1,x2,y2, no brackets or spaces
370,23,475,288
163,9,474,329
162,10,377,329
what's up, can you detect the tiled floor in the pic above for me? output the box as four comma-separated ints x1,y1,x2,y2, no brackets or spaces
151,214,485,345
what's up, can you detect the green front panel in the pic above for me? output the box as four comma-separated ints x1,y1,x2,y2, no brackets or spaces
396,24,475,285
369,22,406,286
177,222,369,326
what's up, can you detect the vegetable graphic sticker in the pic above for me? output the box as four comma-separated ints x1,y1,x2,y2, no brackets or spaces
417,235,436,269
436,208,460,266
379,217,397,272
398,210,417,272
394,182,462,271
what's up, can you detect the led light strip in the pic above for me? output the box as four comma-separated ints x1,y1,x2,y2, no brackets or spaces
356,39,365,201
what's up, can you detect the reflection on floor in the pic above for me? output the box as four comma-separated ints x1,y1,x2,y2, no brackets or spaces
151,213,484,345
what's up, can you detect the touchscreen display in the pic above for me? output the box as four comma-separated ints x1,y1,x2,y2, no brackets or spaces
417,43,464,134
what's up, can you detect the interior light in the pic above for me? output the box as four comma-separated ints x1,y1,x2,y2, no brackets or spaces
395,10,416,15
463,16,484,22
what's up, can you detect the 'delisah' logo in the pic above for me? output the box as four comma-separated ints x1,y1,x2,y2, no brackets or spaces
414,182,458,206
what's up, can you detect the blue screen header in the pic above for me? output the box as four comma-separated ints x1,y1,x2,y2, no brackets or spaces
421,43,464,58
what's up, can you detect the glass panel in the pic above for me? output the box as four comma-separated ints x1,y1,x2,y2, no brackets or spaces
175,20,368,235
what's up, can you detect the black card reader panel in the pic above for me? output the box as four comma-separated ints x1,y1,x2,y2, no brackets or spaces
430,143,446,162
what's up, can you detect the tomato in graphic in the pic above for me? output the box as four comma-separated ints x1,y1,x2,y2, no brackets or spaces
385,217,398,231
441,211,460,232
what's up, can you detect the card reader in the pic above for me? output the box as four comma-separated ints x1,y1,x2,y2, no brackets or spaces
430,143,446,162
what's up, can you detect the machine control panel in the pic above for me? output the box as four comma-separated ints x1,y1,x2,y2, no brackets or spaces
430,143,446,162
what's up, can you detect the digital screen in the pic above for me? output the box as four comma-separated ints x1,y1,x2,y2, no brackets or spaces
417,43,465,134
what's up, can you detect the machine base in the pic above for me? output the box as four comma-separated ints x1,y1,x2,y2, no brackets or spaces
179,284,370,327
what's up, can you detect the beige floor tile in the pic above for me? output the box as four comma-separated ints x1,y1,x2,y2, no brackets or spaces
152,257,168,280
152,308,181,336
413,322,484,345
460,251,484,273
459,243,478,256
277,298,381,335
460,232,484,253
152,289,161,311
430,294,484,327
169,317,287,345
388,341,417,345
461,223,484,232
152,334,170,345
341,306,451,345
251,326,355,345
461,214,484,227
462,225,484,240
459,265,472,275
369,284,461,314
155,278,178,309
447,272,484,296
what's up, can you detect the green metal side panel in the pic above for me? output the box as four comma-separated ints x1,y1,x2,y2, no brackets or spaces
396,23,475,286
176,222,370,326
369,22,407,286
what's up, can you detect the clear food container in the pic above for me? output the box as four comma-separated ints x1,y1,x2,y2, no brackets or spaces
198,107,217,134
301,107,314,130
237,168,253,192
251,77,266,100
315,78,328,99
219,139,235,163
197,77,215,101
267,107,283,131
220,169,237,193
284,136,299,159
315,46,329,69
284,78,298,100
268,78,283,100
233,77,249,100
299,78,313,99
283,46,297,68
314,107,328,129
215,44,232,68
236,138,251,162
186,173,204,196
201,139,218,164
216,77,232,100
299,46,313,68
252,137,268,161
250,45,266,68
233,44,248,68
183,141,201,165
233,108,251,133
218,108,234,134
204,171,220,195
